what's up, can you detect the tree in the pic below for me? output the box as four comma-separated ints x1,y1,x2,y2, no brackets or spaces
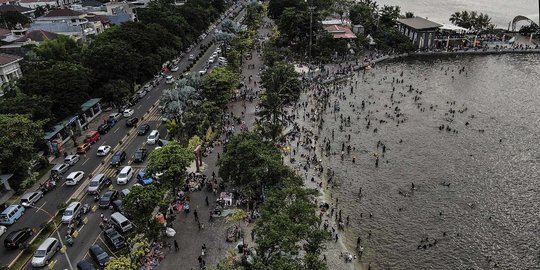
201,67,240,108
0,91,54,130
218,132,288,197
94,80,132,105
32,35,81,62
145,141,194,190
0,114,44,190
0,11,30,28
123,185,164,238
405,11,415,18
18,62,91,121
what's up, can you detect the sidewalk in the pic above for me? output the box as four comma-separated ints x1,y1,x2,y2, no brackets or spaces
157,16,271,270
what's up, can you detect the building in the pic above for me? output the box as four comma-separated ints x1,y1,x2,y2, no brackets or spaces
71,2,134,25
30,9,95,41
19,0,79,9
324,25,357,39
0,53,22,85
0,4,35,18
396,17,442,49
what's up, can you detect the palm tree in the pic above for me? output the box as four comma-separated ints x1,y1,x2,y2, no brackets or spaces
449,12,462,25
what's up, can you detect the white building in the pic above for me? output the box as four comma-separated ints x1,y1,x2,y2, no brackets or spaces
0,53,22,84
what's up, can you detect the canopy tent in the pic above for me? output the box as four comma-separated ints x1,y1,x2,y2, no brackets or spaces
439,24,469,34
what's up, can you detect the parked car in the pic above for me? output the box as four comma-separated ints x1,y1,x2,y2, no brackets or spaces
146,130,160,145
104,227,126,250
31,237,61,267
97,145,112,156
83,131,101,144
110,151,127,167
99,190,118,209
188,54,195,61
89,244,110,268
171,66,179,72
64,155,80,166
129,95,139,106
76,143,91,154
144,84,153,92
123,109,134,117
133,148,148,163
51,163,70,175
4,227,33,249
137,124,150,135
20,191,43,207
109,113,122,121
87,174,110,195
199,68,207,75
125,117,139,127
166,76,174,84
65,171,84,186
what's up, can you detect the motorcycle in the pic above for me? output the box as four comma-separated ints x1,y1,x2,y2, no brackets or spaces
65,235,74,246
82,203,89,214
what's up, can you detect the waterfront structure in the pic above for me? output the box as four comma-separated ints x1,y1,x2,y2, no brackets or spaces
397,17,442,49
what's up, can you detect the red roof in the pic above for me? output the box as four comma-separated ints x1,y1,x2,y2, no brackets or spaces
0,53,22,66
15,30,60,43
324,25,357,39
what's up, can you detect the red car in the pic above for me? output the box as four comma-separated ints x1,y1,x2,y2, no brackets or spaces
84,131,101,144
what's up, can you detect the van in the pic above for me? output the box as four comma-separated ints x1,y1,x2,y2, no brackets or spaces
51,163,70,175
20,191,43,207
87,174,107,194
146,130,160,145
116,166,133,185
62,202,81,224
31,237,61,267
110,212,133,233
0,205,25,225
83,131,100,144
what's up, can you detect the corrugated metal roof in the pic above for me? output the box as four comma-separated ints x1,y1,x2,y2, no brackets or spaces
397,17,442,30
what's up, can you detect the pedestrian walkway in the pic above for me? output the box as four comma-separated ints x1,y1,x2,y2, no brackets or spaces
157,16,272,270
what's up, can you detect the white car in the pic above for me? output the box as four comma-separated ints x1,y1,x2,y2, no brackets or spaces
0,225,6,237
171,66,179,72
97,145,111,156
123,109,134,117
64,155,80,166
137,90,146,98
199,68,207,75
208,56,215,64
20,191,43,207
117,166,133,185
216,48,222,54
65,171,85,186
147,130,160,145
166,75,174,84
109,113,122,121
212,51,218,58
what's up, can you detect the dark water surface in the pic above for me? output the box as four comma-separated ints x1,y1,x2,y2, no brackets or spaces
322,54,540,269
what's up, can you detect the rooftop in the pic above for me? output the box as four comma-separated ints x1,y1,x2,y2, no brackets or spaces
42,8,84,18
0,53,22,66
81,0,104,7
324,25,357,39
0,5,33,13
15,29,60,42
396,17,442,30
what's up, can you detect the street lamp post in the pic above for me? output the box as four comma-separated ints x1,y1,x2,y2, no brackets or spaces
305,0,315,62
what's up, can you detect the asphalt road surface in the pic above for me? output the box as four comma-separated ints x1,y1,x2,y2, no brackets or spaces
0,3,245,270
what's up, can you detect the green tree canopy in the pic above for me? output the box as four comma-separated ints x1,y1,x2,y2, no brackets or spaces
145,141,194,190
123,185,164,237
32,35,81,62
0,114,44,190
201,67,240,108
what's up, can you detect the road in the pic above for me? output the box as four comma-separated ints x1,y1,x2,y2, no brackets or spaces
0,3,245,270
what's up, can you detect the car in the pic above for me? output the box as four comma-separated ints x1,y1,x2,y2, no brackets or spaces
137,124,150,135
171,66,179,72
137,90,146,98
83,131,101,144
76,143,91,154
133,148,148,163
144,84,153,92
104,227,126,250
111,200,124,215
20,191,43,207
97,145,112,156
97,124,110,135
87,174,110,195
199,68,207,75
136,171,154,186
120,188,130,198
31,237,61,267
216,47,222,54
123,109,134,117
65,171,85,186
188,54,195,60
0,225,6,237
62,202,81,224
110,151,127,167
64,154,80,166
51,163,70,175
89,244,110,268
147,130,160,145
4,227,33,249
99,190,119,209
212,51,218,58
125,117,139,127
106,118,117,128
109,113,122,121
208,56,215,63
165,75,174,84
76,260,97,270
129,95,139,106
116,166,133,185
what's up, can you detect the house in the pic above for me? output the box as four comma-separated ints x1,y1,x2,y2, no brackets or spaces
0,4,35,18
0,53,22,85
19,0,79,9
324,25,357,39
71,2,134,25
29,9,95,41
396,17,442,49
84,13,109,33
